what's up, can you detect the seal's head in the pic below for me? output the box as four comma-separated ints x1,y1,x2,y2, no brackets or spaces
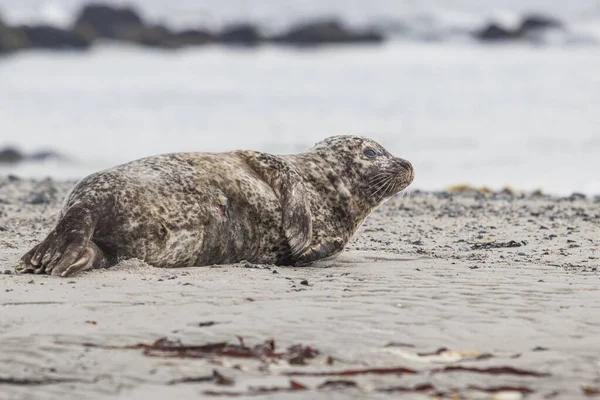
311,135,415,205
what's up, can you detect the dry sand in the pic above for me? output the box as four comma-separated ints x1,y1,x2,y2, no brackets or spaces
1,177,599,399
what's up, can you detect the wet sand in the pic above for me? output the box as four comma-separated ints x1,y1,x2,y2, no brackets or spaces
1,177,599,399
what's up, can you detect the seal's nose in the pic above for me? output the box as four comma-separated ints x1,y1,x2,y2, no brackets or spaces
399,159,415,183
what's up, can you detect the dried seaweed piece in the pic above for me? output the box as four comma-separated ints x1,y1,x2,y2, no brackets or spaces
285,366,418,377
468,385,534,394
471,240,526,250
433,366,550,377
168,370,234,386
317,380,358,389
0,377,85,385
384,342,415,348
56,337,319,364
203,380,308,397
583,386,600,396
377,383,435,393
196,321,217,327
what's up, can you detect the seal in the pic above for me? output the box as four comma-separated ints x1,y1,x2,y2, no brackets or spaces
15,135,414,277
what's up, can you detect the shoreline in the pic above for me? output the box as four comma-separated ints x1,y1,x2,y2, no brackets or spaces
1,177,599,399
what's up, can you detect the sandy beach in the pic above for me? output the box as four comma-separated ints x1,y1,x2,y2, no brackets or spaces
1,176,599,399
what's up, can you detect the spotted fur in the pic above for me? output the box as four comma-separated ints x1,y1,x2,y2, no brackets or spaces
15,135,414,277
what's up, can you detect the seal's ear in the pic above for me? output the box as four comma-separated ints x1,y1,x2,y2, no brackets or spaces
240,151,312,258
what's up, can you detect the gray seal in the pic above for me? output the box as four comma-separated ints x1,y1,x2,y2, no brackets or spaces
15,135,414,277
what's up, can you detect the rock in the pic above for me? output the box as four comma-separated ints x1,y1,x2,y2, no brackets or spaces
475,23,518,41
272,20,384,45
0,25,30,54
475,14,563,42
27,179,58,204
518,14,562,34
0,147,24,164
21,25,92,50
170,29,215,47
74,3,145,40
121,24,173,48
219,23,261,45
29,150,64,162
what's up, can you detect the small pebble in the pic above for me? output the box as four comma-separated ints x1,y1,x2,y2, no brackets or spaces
4,269,12,275
518,252,527,256
300,280,309,286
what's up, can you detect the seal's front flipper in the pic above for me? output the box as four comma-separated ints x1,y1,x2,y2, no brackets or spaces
15,204,112,277
281,186,312,258
295,237,344,265
241,151,313,258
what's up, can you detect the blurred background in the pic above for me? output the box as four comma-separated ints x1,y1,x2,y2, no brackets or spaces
0,0,599,195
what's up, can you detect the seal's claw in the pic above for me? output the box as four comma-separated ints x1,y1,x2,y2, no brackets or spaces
13,245,39,274
295,237,344,265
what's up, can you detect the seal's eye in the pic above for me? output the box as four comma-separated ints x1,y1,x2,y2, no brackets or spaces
363,148,378,158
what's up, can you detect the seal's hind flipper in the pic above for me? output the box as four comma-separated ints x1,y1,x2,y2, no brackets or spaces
295,237,344,265
15,203,112,277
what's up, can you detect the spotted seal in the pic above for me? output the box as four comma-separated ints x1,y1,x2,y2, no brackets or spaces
15,135,414,277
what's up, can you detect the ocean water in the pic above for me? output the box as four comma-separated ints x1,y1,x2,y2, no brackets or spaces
1,1,599,195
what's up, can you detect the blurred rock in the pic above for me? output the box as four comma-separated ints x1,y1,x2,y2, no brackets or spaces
21,25,92,50
170,29,215,47
0,17,30,54
0,147,65,164
0,147,24,164
74,3,144,40
219,23,262,45
519,14,562,34
272,20,384,45
474,23,518,41
475,14,563,42
121,24,173,47
29,150,64,162
27,179,59,205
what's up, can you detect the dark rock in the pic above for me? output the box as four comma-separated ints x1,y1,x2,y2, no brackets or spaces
475,23,518,41
219,23,261,45
170,29,215,47
272,20,384,46
475,14,563,42
121,24,174,48
29,150,64,162
0,25,30,54
21,25,92,50
126,26,217,49
0,147,24,164
27,179,58,204
519,14,562,34
74,3,144,40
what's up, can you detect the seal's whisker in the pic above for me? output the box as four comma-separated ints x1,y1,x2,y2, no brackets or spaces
369,173,393,187
369,178,391,192
368,173,392,186
381,177,396,202
372,174,393,202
